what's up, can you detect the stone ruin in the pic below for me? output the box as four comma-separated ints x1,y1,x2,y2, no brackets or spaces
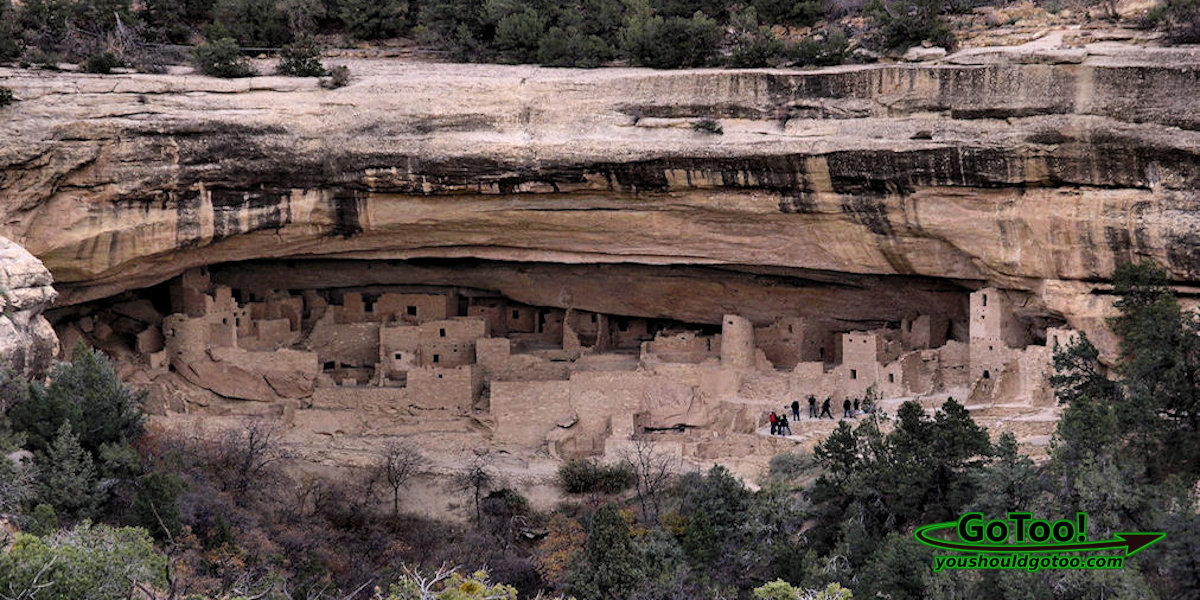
50,262,1075,491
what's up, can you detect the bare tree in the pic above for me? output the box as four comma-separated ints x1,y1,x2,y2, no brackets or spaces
375,440,426,516
204,418,290,503
621,438,679,523
450,454,497,523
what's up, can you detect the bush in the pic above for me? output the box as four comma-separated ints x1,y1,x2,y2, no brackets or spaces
727,7,787,68
753,0,825,26
0,0,21,61
865,0,948,50
493,7,546,63
212,0,292,46
0,87,12,108
193,37,257,78
320,64,351,88
788,28,851,66
340,0,406,40
620,10,721,68
1149,0,1200,43
692,117,723,134
8,344,146,458
557,459,635,494
276,35,325,76
83,51,122,74
537,27,615,67
865,0,954,50
0,523,166,600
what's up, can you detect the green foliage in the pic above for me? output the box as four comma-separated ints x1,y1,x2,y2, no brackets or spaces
557,458,635,494
376,567,518,600
968,433,1041,516
620,9,720,68
0,523,166,600
787,28,851,67
194,37,258,77
864,0,954,50
34,421,101,521
0,452,33,515
536,27,614,67
808,399,992,568
9,344,145,460
752,0,825,26
83,51,122,74
766,450,815,482
568,504,645,600
754,578,802,600
129,469,187,540
727,7,785,68
213,0,292,46
340,0,405,40
691,117,723,134
1148,0,1200,43
26,503,60,537
0,0,22,60
277,35,326,76
494,7,546,63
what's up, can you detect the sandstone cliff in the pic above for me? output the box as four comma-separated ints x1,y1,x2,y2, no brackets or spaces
0,236,58,378
2,44,1200,357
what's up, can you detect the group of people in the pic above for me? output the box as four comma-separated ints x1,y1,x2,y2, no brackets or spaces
768,394,873,436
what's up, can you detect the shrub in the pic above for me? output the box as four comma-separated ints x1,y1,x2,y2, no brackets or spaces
8,344,146,458
212,0,292,46
0,87,12,108
557,459,635,494
83,51,122,74
865,0,954,51
620,10,721,68
0,0,20,61
493,7,546,63
0,523,166,600
1149,0,1200,43
537,27,615,67
692,117,723,134
193,37,257,78
728,7,787,67
320,64,351,88
753,0,825,26
340,0,406,40
276,35,325,76
788,28,851,66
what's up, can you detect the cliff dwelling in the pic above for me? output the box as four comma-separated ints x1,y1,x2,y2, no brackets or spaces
6,49,1199,517
44,255,1074,493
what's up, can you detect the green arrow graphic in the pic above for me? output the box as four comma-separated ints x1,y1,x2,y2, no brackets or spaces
914,522,1165,557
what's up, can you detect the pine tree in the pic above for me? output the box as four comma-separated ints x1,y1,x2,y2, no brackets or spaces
35,421,100,521
568,504,645,600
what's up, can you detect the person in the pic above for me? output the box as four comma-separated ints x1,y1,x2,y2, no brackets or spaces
843,398,853,419
853,397,860,416
791,399,800,421
769,411,778,435
808,395,818,418
820,397,834,419
778,413,792,436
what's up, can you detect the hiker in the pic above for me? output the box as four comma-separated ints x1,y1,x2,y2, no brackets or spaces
791,399,800,421
820,397,834,419
853,398,860,416
769,411,778,435
843,398,853,419
808,395,818,418
778,413,792,436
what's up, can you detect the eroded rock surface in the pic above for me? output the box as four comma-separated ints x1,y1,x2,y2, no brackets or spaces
0,237,58,378
3,45,1200,505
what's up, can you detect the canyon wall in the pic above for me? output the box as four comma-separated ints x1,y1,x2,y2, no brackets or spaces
3,49,1199,357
